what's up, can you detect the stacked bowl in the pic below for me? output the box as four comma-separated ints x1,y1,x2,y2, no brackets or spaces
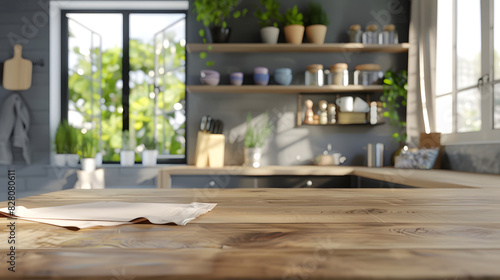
200,70,220,86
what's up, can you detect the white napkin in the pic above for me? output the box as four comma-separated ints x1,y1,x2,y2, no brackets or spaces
0,201,216,229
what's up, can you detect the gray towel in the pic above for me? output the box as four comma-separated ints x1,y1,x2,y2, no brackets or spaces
0,93,31,165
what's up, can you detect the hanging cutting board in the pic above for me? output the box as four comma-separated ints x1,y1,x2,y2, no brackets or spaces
2,44,33,91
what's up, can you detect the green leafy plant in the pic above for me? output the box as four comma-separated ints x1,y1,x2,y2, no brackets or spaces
244,112,274,148
55,120,79,154
305,2,329,26
284,5,304,26
381,70,408,145
81,132,97,158
143,136,157,150
254,0,282,28
122,130,134,151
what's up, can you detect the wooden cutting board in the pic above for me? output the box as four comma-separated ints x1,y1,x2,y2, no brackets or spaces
2,44,32,91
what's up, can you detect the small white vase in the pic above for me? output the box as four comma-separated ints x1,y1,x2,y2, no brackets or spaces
243,147,263,168
53,154,66,167
81,158,96,172
142,150,158,166
66,154,80,167
260,26,279,44
120,150,135,166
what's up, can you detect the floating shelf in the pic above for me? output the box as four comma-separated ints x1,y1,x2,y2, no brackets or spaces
299,122,385,127
187,85,384,94
187,43,410,54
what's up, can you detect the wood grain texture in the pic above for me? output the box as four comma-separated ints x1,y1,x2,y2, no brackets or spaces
157,165,500,189
1,188,500,279
186,43,410,53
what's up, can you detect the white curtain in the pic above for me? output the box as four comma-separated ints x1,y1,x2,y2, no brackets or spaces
406,0,438,146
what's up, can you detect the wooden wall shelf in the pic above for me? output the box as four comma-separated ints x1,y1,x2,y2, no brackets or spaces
187,43,410,54
187,85,384,94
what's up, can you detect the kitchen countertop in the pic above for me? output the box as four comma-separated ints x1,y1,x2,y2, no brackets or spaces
158,165,500,189
1,187,500,279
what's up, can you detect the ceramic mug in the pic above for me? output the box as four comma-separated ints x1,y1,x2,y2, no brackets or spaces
332,153,347,165
353,97,370,112
336,96,354,112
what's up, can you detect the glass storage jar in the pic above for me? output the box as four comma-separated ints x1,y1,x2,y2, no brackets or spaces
347,24,362,43
353,64,383,86
362,24,379,44
305,64,324,86
379,24,398,44
326,63,349,86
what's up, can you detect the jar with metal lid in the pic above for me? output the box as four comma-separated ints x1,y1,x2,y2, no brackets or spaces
353,64,383,86
305,64,324,86
362,24,379,44
326,63,349,86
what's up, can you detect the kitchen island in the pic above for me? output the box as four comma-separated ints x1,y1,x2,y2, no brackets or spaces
1,187,500,279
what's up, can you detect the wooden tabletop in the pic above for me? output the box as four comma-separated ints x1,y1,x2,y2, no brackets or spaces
1,188,500,279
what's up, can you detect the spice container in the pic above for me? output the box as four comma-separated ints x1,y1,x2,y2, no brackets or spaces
347,24,362,43
379,24,398,44
354,64,383,86
326,63,349,86
362,24,379,44
327,103,336,124
305,64,324,86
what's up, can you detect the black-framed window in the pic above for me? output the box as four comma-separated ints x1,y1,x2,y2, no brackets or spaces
61,10,187,164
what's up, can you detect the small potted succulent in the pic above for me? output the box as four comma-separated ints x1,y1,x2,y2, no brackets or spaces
81,132,97,172
304,2,330,44
142,136,158,166
254,0,282,44
243,112,273,168
283,5,304,45
194,0,247,43
120,130,135,166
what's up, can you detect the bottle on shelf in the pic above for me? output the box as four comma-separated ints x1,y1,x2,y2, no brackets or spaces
304,99,315,125
347,24,362,43
319,100,328,125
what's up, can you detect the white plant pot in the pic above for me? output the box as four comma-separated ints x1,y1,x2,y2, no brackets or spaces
95,152,103,167
260,26,280,44
66,154,80,167
142,150,158,166
53,154,66,167
120,150,135,166
81,158,96,172
243,147,263,168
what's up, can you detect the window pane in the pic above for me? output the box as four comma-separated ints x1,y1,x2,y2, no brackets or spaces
457,0,481,89
67,14,123,162
495,0,500,80
436,95,453,134
436,0,453,95
129,14,186,161
495,84,500,129
457,88,481,132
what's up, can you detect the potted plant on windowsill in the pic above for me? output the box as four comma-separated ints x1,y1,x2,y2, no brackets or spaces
243,112,273,168
254,0,282,44
283,5,304,45
120,130,135,166
81,131,97,172
54,120,79,167
142,136,158,166
380,70,408,162
304,2,329,44
194,0,247,43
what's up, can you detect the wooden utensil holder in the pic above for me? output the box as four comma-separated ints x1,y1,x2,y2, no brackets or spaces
194,131,225,168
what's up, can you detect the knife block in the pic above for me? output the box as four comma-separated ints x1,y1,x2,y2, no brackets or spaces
194,131,225,168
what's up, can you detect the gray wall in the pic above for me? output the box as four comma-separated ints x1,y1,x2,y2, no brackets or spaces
0,0,497,195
